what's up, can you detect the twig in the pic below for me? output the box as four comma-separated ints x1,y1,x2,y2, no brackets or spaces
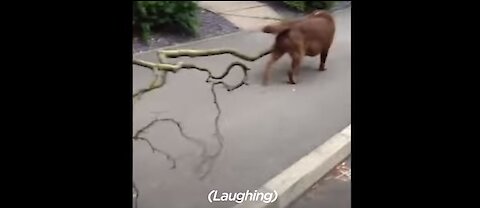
157,117,221,180
182,61,250,91
132,118,176,169
133,117,216,173
158,118,208,157
210,83,224,151
132,181,139,208
197,83,225,180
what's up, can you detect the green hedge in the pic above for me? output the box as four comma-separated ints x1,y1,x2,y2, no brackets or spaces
133,1,199,41
283,1,335,12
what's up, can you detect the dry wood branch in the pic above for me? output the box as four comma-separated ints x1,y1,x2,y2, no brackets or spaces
196,83,225,180
132,118,176,169
158,118,208,157
182,61,250,91
132,48,271,99
132,59,183,72
157,48,272,63
132,47,271,180
133,117,214,171
158,118,221,180
133,70,167,100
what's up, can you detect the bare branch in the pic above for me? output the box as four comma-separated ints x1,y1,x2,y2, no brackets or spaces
132,47,271,180
158,118,208,157
210,83,225,152
157,48,272,63
133,118,176,169
133,70,168,100
133,117,216,173
197,83,225,180
132,181,139,208
132,48,271,99
132,59,183,72
155,116,224,180
182,61,250,91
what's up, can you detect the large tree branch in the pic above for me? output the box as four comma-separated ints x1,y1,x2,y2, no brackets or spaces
132,47,271,180
157,48,272,63
132,48,271,99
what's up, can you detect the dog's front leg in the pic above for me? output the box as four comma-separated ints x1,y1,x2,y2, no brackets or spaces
263,51,283,86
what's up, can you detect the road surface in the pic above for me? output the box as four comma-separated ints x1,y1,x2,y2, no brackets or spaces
132,7,350,208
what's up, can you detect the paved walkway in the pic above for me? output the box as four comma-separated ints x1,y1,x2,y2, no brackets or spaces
132,6,350,208
198,1,300,30
198,1,352,31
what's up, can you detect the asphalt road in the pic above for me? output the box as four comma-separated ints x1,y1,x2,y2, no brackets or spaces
132,7,350,208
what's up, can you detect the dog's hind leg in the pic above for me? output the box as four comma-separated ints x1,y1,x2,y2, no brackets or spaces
288,51,304,84
263,51,284,85
319,49,329,71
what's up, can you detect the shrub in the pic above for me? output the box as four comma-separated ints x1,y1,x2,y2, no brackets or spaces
133,1,199,41
283,1,335,12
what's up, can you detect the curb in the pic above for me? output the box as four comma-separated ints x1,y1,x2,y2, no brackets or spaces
233,125,351,208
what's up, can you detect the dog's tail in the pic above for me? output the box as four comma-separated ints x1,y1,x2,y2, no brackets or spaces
262,22,294,34
263,10,333,34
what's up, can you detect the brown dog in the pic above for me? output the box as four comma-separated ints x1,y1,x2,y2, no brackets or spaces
262,10,335,85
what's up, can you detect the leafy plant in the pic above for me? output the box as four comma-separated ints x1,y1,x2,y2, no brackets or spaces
283,1,335,12
133,1,199,41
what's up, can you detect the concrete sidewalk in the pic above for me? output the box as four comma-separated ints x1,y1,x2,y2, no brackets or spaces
133,6,350,208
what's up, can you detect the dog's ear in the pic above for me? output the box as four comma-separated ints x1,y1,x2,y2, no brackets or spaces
307,10,333,22
309,10,327,17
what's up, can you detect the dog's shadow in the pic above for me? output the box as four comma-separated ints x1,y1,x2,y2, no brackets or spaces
251,56,325,86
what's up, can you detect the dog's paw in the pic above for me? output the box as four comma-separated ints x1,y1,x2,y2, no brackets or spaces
262,80,269,86
287,71,297,84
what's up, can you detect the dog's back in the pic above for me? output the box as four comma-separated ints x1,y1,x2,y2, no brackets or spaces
262,10,336,85
263,10,335,56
